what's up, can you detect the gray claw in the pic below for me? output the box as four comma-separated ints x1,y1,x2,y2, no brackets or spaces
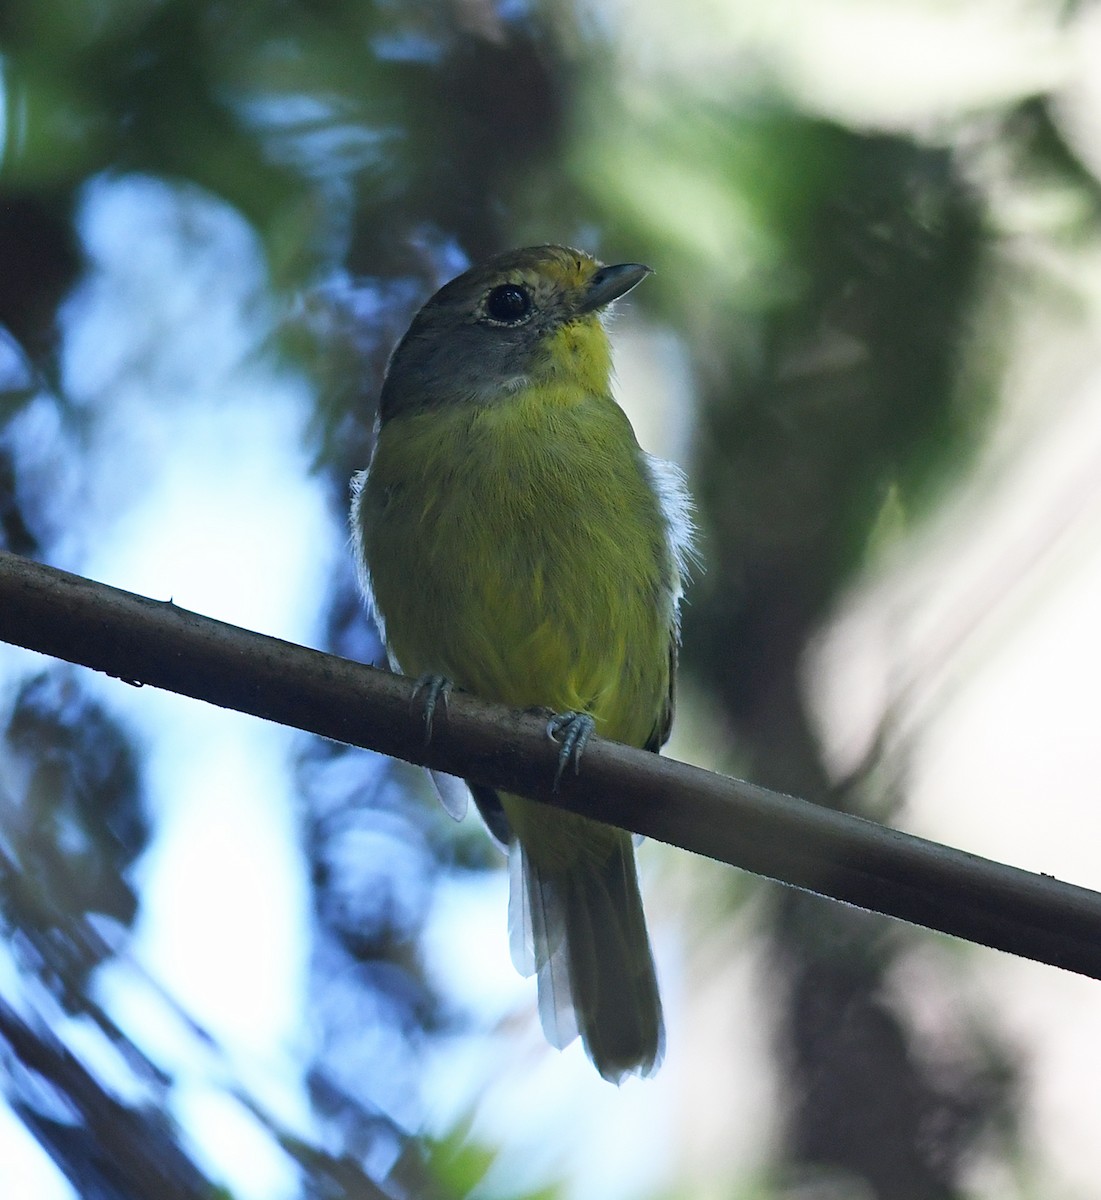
545,711,595,789
413,674,453,743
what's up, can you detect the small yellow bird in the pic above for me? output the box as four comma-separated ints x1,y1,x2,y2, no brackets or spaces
351,245,694,1081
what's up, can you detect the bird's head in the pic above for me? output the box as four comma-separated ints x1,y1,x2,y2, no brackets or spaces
378,245,651,421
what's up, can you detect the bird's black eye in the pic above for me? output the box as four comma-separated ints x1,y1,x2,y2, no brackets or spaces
485,283,533,325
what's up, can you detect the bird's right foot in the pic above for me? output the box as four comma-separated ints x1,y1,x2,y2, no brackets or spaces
412,674,453,743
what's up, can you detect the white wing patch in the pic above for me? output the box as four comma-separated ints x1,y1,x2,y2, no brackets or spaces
643,452,700,602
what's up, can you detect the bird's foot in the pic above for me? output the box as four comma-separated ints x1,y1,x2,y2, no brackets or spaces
412,674,453,743
545,711,595,790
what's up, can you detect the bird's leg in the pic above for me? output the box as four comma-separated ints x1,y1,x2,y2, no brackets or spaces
412,674,453,743
545,711,596,789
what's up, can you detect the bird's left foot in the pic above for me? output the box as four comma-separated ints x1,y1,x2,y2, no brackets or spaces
545,711,595,789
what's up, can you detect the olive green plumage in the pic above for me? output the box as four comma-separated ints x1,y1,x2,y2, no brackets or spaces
351,245,694,1082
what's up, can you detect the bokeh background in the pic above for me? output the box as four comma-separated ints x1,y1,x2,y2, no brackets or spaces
3,1,1101,1197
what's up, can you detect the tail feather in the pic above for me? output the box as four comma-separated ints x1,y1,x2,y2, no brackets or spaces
510,828,664,1083
507,835,537,977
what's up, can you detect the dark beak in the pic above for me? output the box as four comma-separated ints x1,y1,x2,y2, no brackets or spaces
578,262,652,313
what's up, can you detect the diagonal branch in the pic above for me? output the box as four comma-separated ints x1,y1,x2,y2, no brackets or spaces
2,549,1100,980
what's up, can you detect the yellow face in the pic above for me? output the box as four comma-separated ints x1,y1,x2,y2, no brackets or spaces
378,245,650,420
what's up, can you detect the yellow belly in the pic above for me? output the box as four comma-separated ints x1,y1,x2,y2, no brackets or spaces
356,383,676,750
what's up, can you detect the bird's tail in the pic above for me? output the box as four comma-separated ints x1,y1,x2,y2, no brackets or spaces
508,812,664,1083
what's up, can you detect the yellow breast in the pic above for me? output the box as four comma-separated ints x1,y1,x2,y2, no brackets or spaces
357,377,676,750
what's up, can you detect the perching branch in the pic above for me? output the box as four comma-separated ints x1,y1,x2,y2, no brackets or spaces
2,548,1101,979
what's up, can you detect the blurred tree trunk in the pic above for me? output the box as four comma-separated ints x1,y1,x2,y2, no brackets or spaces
685,131,1016,1198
